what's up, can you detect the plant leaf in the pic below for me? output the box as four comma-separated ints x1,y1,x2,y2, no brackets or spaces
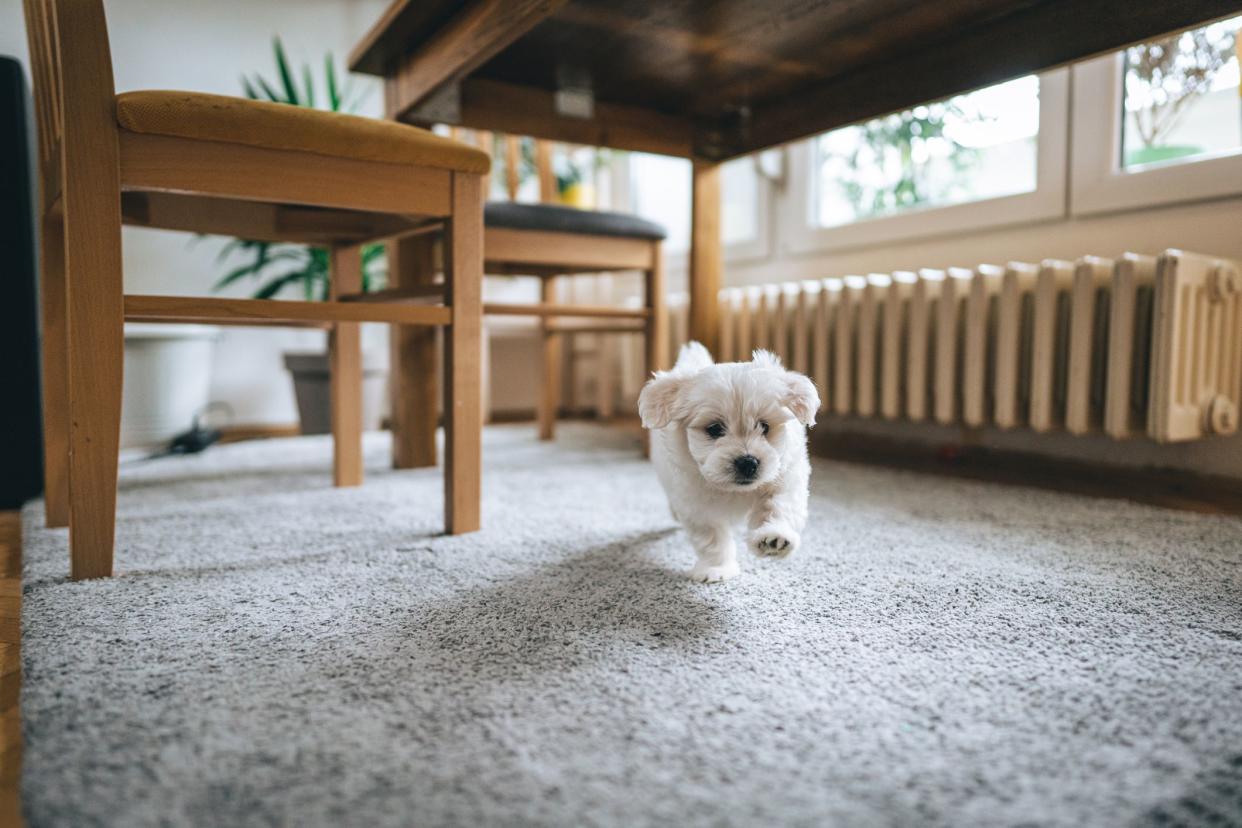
309,247,330,271
340,77,370,114
253,74,285,105
360,243,388,293
214,238,247,262
241,76,260,101
213,245,272,291
326,54,340,112
273,37,300,106
255,269,314,300
212,248,308,291
302,63,315,109
213,262,265,292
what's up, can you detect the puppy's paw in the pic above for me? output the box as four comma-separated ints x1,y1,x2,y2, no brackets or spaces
749,524,799,558
689,559,740,583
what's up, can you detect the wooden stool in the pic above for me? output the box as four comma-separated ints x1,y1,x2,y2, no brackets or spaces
391,133,667,466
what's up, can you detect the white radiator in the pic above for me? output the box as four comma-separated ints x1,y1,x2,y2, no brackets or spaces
699,250,1241,444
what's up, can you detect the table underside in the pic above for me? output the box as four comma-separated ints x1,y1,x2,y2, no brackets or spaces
352,0,1242,160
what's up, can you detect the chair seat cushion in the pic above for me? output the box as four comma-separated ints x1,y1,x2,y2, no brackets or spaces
484,201,666,240
115,91,491,175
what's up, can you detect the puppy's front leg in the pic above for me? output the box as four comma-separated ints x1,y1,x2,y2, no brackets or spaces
686,524,740,583
747,486,808,559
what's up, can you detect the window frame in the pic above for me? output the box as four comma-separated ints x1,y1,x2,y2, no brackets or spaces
780,68,1070,255
1070,51,1242,216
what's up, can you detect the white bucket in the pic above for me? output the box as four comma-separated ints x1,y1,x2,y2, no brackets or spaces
122,323,219,449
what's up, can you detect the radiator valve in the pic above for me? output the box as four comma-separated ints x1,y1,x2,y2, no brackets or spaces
1208,263,1239,303
1204,395,1238,436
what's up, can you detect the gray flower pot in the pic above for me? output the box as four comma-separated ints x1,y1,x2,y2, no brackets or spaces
283,351,386,435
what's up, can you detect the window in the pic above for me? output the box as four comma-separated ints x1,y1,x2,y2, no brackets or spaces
628,153,771,262
784,70,1068,253
815,76,1041,227
630,154,690,250
1072,15,1242,215
1121,16,1241,169
623,17,1241,264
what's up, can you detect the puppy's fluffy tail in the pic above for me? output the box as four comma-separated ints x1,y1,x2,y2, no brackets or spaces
674,341,714,372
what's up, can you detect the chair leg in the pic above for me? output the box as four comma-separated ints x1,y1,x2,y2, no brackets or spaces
537,277,560,441
329,244,364,487
388,235,439,469
481,320,493,425
643,245,667,459
64,204,124,580
39,213,70,528
443,173,484,534
596,329,616,420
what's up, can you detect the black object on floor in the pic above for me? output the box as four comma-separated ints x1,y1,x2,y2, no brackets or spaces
0,56,43,510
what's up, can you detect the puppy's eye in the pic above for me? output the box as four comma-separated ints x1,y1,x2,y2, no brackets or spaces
705,422,726,439
759,420,770,436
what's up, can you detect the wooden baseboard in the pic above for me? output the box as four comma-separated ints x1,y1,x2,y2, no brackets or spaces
487,409,641,426
218,424,301,444
220,415,639,434
0,512,23,828
810,429,1242,515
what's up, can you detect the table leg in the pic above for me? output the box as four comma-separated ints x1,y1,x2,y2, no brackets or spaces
689,160,722,357
643,243,667,458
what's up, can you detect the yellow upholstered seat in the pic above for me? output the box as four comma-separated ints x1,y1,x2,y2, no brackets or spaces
115,90,491,175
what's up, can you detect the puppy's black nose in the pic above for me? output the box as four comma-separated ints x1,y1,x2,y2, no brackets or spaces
733,455,760,479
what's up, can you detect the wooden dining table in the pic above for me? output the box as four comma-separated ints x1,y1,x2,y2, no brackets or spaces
350,0,1239,464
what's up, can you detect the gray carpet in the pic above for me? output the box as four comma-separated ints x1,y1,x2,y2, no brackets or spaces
20,424,1242,827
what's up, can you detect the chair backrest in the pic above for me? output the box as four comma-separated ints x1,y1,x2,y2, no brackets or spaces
23,0,117,204
450,127,558,205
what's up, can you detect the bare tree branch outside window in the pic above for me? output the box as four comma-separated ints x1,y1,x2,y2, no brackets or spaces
1124,26,1236,160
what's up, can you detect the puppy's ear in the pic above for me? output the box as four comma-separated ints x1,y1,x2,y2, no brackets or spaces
781,372,821,426
675,341,714,371
638,372,687,430
755,350,819,425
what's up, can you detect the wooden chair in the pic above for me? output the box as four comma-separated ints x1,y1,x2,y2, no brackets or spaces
24,0,488,579
391,130,666,464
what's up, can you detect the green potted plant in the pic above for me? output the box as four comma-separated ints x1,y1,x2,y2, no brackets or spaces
214,39,387,434
554,146,614,208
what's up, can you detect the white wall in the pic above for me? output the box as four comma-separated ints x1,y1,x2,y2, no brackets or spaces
2,0,388,426
722,193,1242,289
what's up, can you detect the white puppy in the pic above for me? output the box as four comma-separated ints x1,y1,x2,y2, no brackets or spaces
638,342,820,582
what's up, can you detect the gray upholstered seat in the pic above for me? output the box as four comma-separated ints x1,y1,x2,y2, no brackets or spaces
484,201,666,240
